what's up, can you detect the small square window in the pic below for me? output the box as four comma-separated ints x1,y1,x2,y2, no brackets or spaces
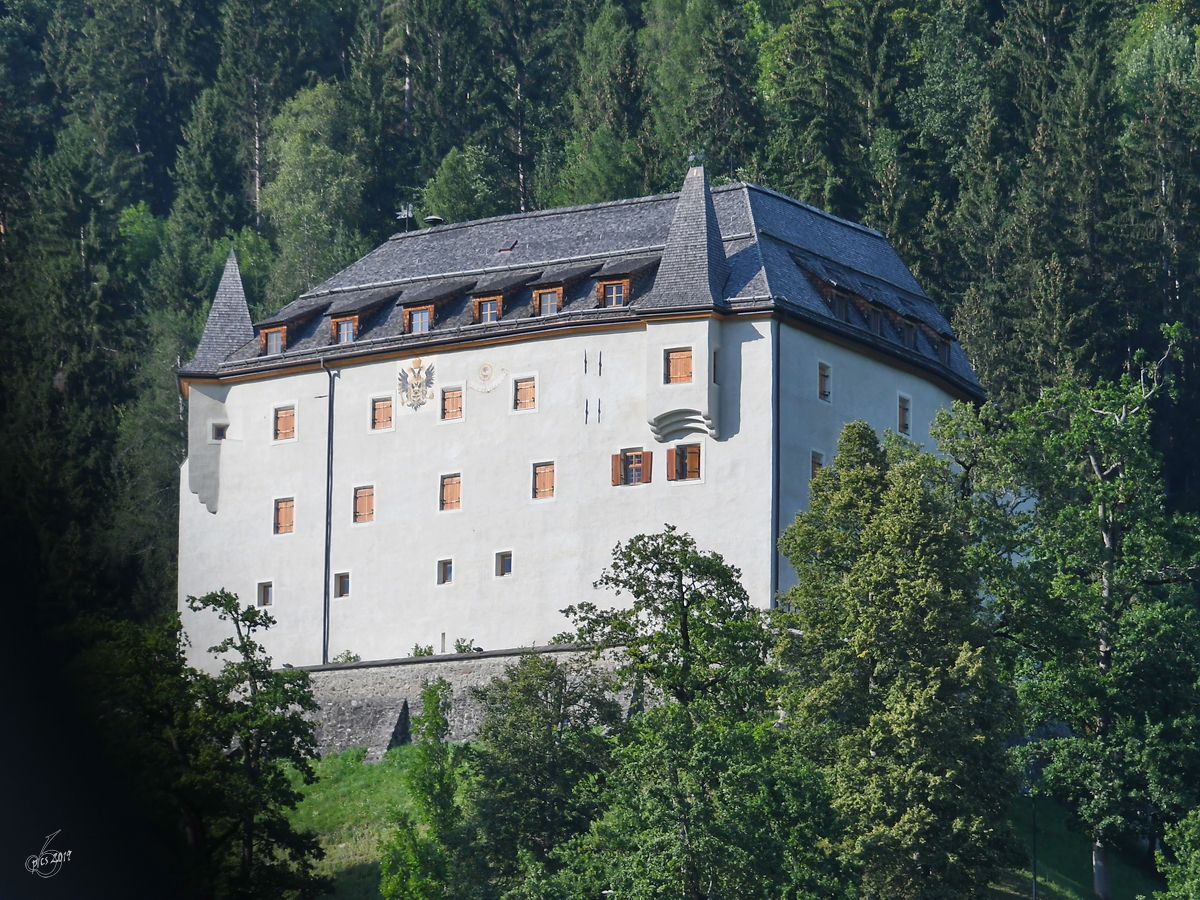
612,448,652,485
811,451,824,480
533,462,555,499
818,363,831,401
212,423,228,440
354,486,374,523
536,289,560,316
898,395,911,435
600,281,626,307
334,317,357,343
668,444,700,481
372,397,393,429
274,406,295,441
437,559,453,584
274,498,294,534
406,305,432,334
334,572,350,598
476,297,500,323
496,551,513,576
263,328,286,355
258,582,274,607
440,474,461,510
514,377,536,410
442,388,463,420
665,348,692,384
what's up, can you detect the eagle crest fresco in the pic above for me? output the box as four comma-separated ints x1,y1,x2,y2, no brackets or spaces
399,358,435,410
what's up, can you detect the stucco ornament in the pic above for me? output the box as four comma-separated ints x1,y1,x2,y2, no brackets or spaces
399,358,436,409
468,362,509,393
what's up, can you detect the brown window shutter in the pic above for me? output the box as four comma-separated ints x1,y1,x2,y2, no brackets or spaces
532,292,540,315
666,448,677,481
686,445,700,479
611,454,622,486
643,450,653,483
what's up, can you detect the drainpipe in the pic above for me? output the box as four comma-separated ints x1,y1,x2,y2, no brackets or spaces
321,358,336,665
770,317,781,604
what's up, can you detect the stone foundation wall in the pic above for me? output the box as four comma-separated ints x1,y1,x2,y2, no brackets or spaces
303,644,620,759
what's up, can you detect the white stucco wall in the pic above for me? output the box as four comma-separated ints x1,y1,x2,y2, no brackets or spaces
180,317,779,669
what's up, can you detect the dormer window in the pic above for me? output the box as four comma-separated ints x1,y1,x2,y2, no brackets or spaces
901,322,917,350
405,305,432,334
938,339,951,366
869,308,883,336
474,296,502,324
333,316,357,343
600,280,628,307
263,327,286,355
831,293,849,322
534,288,561,316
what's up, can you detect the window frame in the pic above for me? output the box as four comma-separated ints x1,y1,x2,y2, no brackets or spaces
332,315,358,343
273,498,295,535
598,279,630,308
811,450,825,480
495,551,513,577
473,295,502,324
371,396,394,431
612,448,653,485
404,304,433,334
818,362,832,402
334,572,351,599
273,404,297,442
533,287,562,316
258,581,274,607
210,422,229,442
666,444,701,482
898,393,912,436
440,387,464,421
262,327,287,355
664,348,693,384
439,473,461,511
437,559,453,585
512,376,537,413
353,485,375,523
533,461,555,499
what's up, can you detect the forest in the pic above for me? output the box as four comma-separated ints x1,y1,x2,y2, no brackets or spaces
3,0,1200,894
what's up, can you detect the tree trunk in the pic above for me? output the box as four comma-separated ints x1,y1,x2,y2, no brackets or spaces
1092,839,1111,900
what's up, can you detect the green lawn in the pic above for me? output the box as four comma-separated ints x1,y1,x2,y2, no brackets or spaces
289,748,1170,900
289,746,414,900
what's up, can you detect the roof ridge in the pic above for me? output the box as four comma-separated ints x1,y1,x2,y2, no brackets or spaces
386,190,682,242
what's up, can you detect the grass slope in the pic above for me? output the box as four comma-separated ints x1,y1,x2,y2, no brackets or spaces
289,746,414,900
291,747,1168,900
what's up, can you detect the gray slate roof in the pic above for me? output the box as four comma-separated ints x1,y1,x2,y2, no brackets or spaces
182,169,982,397
180,249,253,375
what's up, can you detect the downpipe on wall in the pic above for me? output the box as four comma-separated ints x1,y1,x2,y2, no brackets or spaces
321,358,337,666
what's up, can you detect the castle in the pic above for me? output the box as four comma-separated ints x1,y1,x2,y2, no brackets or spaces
177,166,983,668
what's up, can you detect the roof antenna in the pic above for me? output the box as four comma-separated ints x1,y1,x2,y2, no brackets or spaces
395,203,414,232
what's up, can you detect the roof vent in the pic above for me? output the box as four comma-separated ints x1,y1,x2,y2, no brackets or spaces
423,215,445,226
498,238,518,252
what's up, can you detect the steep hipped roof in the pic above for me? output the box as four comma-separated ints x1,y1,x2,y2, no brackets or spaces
181,249,253,375
180,169,982,398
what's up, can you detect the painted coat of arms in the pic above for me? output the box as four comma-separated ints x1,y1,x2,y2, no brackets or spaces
399,357,435,410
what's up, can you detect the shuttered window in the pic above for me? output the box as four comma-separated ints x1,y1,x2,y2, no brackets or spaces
898,396,911,435
354,486,374,523
818,363,831,400
811,451,824,480
442,388,463,420
274,406,295,440
667,445,701,481
274,498,294,534
612,449,652,485
514,378,536,410
440,474,461,510
665,349,692,384
533,463,555,498
372,397,393,429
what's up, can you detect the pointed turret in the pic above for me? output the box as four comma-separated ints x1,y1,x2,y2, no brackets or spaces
181,249,254,375
647,166,729,308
